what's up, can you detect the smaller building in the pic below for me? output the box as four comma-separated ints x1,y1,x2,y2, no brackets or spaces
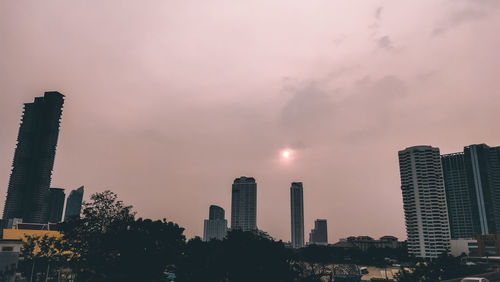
309,219,328,245
48,188,65,223
332,236,402,251
2,221,62,241
450,239,478,257
333,264,362,282
476,234,500,257
0,239,22,282
64,186,84,220
203,205,228,241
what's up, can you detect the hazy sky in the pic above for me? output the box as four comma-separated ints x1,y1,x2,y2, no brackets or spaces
1,0,500,242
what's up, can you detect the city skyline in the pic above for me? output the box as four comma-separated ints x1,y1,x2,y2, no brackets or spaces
1,1,500,242
1,92,499,243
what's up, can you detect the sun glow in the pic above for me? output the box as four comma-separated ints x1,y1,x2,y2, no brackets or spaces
282,151,290,158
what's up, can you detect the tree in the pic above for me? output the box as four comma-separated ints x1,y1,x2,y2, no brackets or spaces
177,230,297,282
59,190,186,281
394,253,488,282
19,235,68,282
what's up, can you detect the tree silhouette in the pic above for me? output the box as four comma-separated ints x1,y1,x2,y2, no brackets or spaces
58,190,186,281
177,230,297,282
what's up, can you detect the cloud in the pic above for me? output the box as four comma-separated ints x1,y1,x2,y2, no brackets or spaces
280,82,335,131
377,36,394,50
375,6,383,20
353,75,407,100
432,1,495,36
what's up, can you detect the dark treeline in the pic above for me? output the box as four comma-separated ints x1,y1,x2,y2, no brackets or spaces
14,191,487,282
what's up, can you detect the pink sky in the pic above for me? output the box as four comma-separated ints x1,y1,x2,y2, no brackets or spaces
1,0,500,242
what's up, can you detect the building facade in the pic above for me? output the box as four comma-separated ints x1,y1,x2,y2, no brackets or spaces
398,146,451,258
442,144,500,239
442,152,475,239
2,92,64,224
335,236,401,251
231,177,257,231
476,234,500,256
290,182,304,248
48,188,65,223
309,219,328,245
0,239,23,282
64,186,84,220
203,205,228,241
450,239,478,257
463,144,500,235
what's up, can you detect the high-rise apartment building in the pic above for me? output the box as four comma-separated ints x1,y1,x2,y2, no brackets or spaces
2,92,64,224
48,188,65,223
64,186,84,220
309,219,328,245
442,152,475,239
399,146,451,258
203,205,228,241
290,182,304,248
442,144,500,238
464,144,500,235
231,176,257,231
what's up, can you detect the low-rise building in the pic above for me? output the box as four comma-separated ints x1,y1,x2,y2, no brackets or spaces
2,222,62,241
333,236,402,251
476,234,500,257
0,239,23,282
450,239,478,257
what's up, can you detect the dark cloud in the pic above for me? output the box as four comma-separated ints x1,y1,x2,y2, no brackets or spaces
377,36,394,50
375,6,383,20
432,1,493,36
280,83,335,131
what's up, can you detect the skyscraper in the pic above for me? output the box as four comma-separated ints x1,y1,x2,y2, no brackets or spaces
290,182,304,248
64,186,84,220
464,144,500,235
399,146,451,258
2,92,64,224
442,152,475,239
203,205,228,241
48,188,65,223
442,144,500,238
309,219,328,245
231,176,257,231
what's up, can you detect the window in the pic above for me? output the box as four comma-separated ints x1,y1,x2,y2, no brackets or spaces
1,246,14,252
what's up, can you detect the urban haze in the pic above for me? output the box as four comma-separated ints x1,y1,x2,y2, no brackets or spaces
1,0,500,244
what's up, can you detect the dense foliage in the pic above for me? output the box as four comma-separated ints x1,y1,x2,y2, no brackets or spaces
20,191,186,281
177,231,297,282
394,254,488,282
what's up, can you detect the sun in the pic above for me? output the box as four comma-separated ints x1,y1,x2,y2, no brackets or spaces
282,150,290,159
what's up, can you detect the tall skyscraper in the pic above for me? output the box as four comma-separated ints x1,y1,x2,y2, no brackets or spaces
48,188,65,223
442,144,500,238
203,205,228,241
64,186,84,220
2,92,64,224
442,152,475,239
399,146,451,258
309,219,328,245
290,182,304,248
231,176,257,231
